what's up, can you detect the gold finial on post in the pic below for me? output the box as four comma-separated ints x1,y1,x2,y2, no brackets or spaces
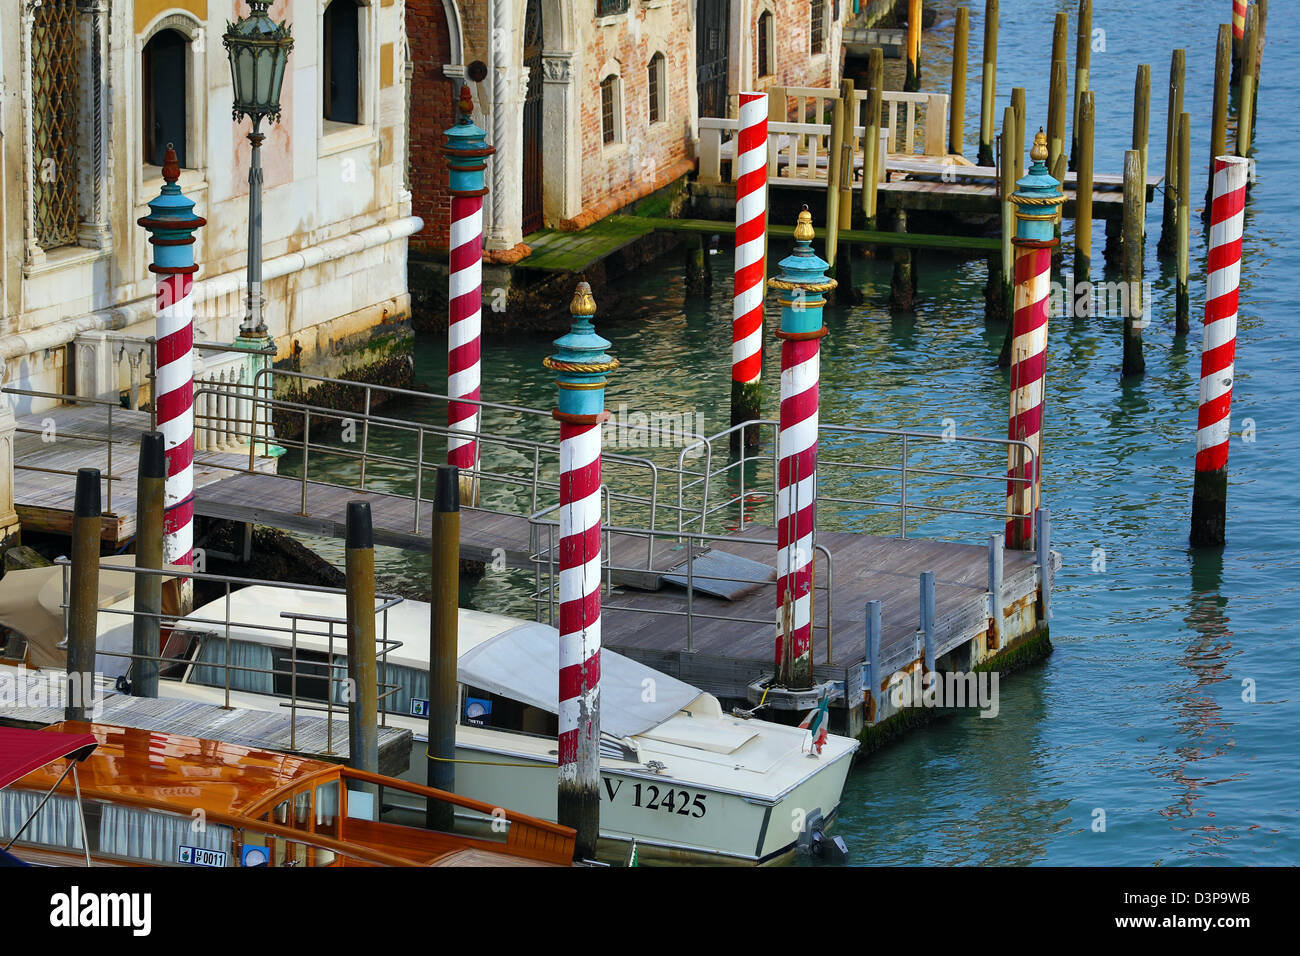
1030,128,1049,163
570,280,597,317
793,205,815,241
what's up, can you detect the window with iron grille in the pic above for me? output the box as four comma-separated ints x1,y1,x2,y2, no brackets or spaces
597,0,629,15
758,12,773,77
601,75,616,144
31,0,80,250
648,53,664,124
811,0,826,55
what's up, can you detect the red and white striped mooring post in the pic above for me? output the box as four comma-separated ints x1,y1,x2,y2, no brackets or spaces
544,282,619,861
444,86,493,503
767,208,834,690
731,91,768,451
138,146,206,567
1231,0,1247,77
1191,156,1249,547
1005,131,1064,550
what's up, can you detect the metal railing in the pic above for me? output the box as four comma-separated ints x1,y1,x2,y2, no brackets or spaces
677,419,1039,550
58,559,405,755
3,388,125,515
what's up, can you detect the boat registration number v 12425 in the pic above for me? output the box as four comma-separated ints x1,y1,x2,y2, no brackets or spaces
602,777,707,818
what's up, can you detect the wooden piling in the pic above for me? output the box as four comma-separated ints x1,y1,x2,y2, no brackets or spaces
1050,58,1069,245
1207,24,1231,213
906,0,922,92
891,207,916,311
950,6,969,157
67,468,101,722
345,500,380,790
839,78,856,227
1158,49,1186,257
978,0,999,166
1048,13,1068,182
684,234,711,296
427,466,460,831
861,48,884,229
1238,5,1258,161
131,432,165,699
1070,0,1092,170
1121,149,1146,378
825,96,845,272
1132,63,1151,234
1075,90,1094,309
994,104,1015,330
1176,111,1191,334
1012,87,1026,181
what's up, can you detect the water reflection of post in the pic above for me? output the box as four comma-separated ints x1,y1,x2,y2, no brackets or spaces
1157,548,1237,826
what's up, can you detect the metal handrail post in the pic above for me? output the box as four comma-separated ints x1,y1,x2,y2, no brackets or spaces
359,386,372,490
900,433,908,538
414,427,425,533
299,409,311,516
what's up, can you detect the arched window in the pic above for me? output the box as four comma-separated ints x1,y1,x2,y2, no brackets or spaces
811,0,826,55
757,11,774,77
600,74,622,145
323,0,360,125
647,53,665,125
142,29,188,167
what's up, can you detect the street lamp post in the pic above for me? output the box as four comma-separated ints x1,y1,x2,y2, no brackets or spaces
223,0,292,449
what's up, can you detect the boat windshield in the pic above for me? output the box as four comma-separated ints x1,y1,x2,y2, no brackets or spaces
458,623,703,738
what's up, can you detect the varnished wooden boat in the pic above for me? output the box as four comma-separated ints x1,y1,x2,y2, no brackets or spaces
0,722,574,867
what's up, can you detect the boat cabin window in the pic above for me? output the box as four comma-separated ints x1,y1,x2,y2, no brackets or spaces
0,789,85,851
315,782,340,838
188,636,275,694
461,686,558,737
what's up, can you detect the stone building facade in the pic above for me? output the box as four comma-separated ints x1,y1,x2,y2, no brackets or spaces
0,0,418,412
407,1,846,257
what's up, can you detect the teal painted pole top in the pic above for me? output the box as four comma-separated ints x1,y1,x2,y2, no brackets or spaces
444,85,493,195
1012,129,1065,244
769,207,836,338
545,281,619,419
136,146,205,272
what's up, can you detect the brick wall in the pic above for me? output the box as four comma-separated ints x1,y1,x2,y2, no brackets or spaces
408,0,455,254
753,0,840,109
578,8,695,213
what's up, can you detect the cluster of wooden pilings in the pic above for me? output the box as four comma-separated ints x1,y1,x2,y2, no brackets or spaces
964,0,1268,377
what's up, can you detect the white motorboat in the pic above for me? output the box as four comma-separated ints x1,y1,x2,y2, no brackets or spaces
4,572,858,864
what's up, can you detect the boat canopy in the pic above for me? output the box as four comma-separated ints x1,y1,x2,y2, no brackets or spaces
457,623,703,739
0,727,97,791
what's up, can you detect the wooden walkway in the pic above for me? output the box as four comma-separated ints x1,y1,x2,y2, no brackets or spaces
600,526,1038,703
10,405,272,543
11,405,1045,716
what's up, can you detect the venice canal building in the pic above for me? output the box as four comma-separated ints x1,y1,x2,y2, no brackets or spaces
0,0,845,410
406,0,846,270
1,0,417,418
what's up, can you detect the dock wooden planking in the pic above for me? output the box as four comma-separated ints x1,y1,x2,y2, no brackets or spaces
194,470,691,587
598,527,1038,703
10,405,273,543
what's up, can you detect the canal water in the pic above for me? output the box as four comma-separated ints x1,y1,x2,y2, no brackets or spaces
289,0,1298,864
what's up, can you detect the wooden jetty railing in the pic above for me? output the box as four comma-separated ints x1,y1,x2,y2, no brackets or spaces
698,86,950,188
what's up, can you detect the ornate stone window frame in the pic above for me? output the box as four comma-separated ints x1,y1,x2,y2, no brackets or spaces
20,0,113,275
318,0,382,157
134,13,209,208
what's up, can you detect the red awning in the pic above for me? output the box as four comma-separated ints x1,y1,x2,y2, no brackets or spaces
0,727,97,791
